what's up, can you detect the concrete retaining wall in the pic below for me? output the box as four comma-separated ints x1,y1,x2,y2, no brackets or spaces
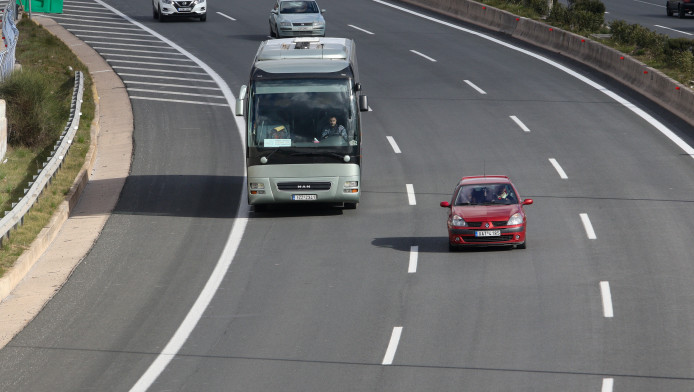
399,0,694,127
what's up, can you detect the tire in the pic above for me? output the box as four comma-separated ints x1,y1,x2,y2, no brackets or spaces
158,6,166,21
269,22,276,38
253,204,267,213
344,202,357,210
200,13,206,21
153,4,159,18
679,3,685,18
448,242,457,252
667,2,674,16
517,241,527,250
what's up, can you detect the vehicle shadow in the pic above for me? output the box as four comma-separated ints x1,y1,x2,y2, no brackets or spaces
250,203,344,218
371,236,513,253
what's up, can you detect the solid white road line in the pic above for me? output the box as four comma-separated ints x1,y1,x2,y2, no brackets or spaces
548,158,568,179
382,327,403,365
600,281,614,318
463,80,487,94
217,12,236,21
386,136,402,153
406,184,416,205
129,96,229,106
580,213,597,240
410,50,437,62
408,246,418,273
654,24,692,36
88,2,249,391
602,378,614,392
510,115,531,133
348,24,375,34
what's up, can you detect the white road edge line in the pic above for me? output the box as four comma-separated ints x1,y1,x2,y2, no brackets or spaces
654,24,692,36
510,115,531,133
410,49,437,62
548,158,568,179
382,326,403,365
408,246,418,273
372,0,694,161
89,2,249,391
406,184,416,205
464,79,487,94
600,281,614,318
602,378,614,392
386,136,402,153
580,213,597,240
217,12,236,21
348,24,374,34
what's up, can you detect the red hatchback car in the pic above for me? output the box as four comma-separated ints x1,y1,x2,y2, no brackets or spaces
440,175,533,251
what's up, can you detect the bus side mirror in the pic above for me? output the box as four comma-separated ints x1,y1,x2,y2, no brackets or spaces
235,85,247,116
359,95,368,112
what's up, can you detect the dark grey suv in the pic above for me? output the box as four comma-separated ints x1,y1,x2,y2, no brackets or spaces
667,0,694,18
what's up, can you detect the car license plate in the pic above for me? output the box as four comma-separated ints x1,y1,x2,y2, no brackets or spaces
297,26,312,30
178,7,191,11
292,194,317,201
476,230,500,237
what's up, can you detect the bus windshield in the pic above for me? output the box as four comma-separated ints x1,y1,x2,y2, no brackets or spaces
249,78,358,150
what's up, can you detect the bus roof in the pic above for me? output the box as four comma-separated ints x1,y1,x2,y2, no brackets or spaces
252,37,355,75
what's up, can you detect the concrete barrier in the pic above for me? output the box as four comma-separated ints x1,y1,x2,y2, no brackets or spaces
398,0,694,127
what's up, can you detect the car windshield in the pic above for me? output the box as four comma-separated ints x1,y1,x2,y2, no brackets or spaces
280,1,319,13
249,78,358,149
455,183,518,205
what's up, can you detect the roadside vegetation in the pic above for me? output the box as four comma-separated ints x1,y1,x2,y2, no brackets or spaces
0,17,94,277
480,0,694,87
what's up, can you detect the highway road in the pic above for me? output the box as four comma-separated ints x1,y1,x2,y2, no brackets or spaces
605,0,694,38
2,0,694,391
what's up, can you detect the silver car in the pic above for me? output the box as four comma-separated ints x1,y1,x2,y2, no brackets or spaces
269,0,326,38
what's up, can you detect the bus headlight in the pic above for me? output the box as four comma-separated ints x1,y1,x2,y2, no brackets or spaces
343,181,358,193
250,182,266,194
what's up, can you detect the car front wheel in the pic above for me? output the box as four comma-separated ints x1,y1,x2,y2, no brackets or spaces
158,6,166,21
153,4,159,18
200,13,206,21
679,3,686,18
667,2,674,16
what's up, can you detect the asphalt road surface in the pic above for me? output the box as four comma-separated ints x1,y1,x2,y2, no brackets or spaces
2,0,694,391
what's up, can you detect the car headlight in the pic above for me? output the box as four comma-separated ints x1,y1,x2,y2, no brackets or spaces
162,0,172,4
280,21,292,27
450,215,467,227
196,0,205,3
313,22,325,27
507,213,523,226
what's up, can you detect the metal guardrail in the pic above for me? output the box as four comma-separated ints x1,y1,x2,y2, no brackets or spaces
0,71,84,246
0,1,19,82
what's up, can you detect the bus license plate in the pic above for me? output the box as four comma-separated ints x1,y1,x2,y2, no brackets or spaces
476,230,500,237
292,194,317,201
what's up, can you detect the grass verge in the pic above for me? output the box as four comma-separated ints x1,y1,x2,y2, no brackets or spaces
0,17,94,277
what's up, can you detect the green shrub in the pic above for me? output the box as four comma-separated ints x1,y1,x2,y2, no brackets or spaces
525,0,549,15
670,49,694,74
0,69,66,148
666,37,694,56
569,0,605,14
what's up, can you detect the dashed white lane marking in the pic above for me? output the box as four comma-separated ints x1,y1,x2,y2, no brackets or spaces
580,213,597,240
386,136,401,153
406,184,416,205
217,12,236,21
600,281,614,318
382,326,403,365
548,158,568,179
408,246,418,273
602,378,614,392
510,115,531,133
348,24,374,34
464,80,486,94
410,50,437,62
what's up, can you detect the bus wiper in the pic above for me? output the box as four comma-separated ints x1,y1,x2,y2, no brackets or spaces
260,148,281,163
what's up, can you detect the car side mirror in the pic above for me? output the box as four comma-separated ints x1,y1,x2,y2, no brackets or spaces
440,201,451,208
321,9,326,13
522,199,533,205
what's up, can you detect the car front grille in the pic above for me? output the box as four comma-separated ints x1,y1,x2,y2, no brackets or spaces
277,182,331,191
293,22,313,26
464,235,514,243
467,221,508,228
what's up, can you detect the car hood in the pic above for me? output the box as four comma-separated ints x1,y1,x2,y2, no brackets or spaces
278,14,324,23
452,205,521,222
